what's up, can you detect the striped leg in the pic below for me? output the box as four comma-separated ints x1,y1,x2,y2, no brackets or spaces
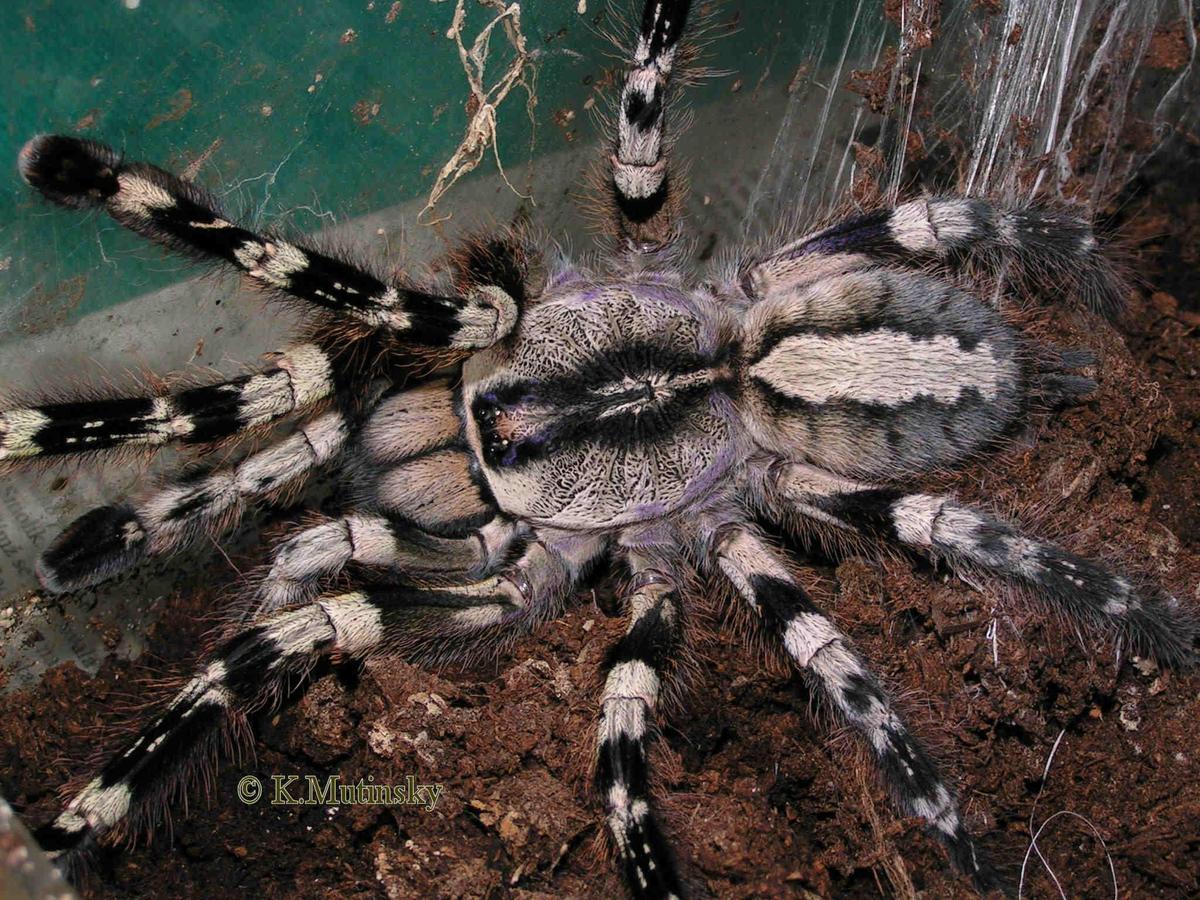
712,524,997,892
251,512,522,615
245,379,520,611
18,135,517,348
35,599,359,863
352,379,464,465
745,198,1124,314
597,559,684,900
35,529,604,863
0,342,334,467
37,410,349,594
29,376,468,592
609,0,691,250
766,462,1196,667
373,528,606,663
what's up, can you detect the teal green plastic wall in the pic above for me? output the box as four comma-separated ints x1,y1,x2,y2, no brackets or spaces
0,1,854,329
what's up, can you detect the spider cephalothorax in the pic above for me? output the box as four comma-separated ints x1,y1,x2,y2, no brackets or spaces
465,279,738,526
4,1,1195,897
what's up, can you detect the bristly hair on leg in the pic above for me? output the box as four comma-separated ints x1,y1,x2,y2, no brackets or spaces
36,408,349,595
446,228,534,307
734,196,1130,317
708,524,1003,894
0,344,337,473
18,134,521,352
582,0,728,251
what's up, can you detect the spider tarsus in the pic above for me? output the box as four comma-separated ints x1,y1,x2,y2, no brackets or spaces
33,820,94,859
1055,347,1097,370
19,134,121,208
1125,596,1199,669
968,860,1011,899
941,833,1007,897
1036,373,1097,408
37,503,147,594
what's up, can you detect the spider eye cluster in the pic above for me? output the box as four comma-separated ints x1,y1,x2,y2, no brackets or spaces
471,386,550,469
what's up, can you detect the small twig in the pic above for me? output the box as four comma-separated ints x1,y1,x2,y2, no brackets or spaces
420,0,537,226
986,616,1000,666
180,137,224,182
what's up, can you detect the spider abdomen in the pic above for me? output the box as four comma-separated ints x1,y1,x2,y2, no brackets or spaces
461,280,738,528
739,268,1022,479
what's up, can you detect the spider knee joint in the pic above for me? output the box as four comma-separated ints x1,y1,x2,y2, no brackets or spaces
501,567,534,605
453,285,519,349
629,568,674,592
626,568,678,621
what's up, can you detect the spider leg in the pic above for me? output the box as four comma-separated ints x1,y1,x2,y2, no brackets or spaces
34,528,605,866
709,522,998,893
608,0,691,250
596,552,685,900
251,512,522,615
18,135,517,348
254,379,515,613
763,461,1197,667
28,373,465,591
380,528,607,662
0,342,335,467
36,408,349,593
744,198,1123,315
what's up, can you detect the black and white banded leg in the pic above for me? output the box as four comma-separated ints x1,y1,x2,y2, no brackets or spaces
251,512,522,615
379,528,607,663
35,530,604,862
34,596,369,863
0,342,334,467
597,556,685,900
243,378,523,612
19,135,517,348
744,197,1123,314
36,409,348,594
765,462,1197,667
711,524,997,892
610,0,691,249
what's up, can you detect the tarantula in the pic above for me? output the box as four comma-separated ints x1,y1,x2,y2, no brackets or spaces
4,0,1195,896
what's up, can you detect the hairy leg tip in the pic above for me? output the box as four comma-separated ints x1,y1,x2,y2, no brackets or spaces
18,134,122,208
37,504,148,593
